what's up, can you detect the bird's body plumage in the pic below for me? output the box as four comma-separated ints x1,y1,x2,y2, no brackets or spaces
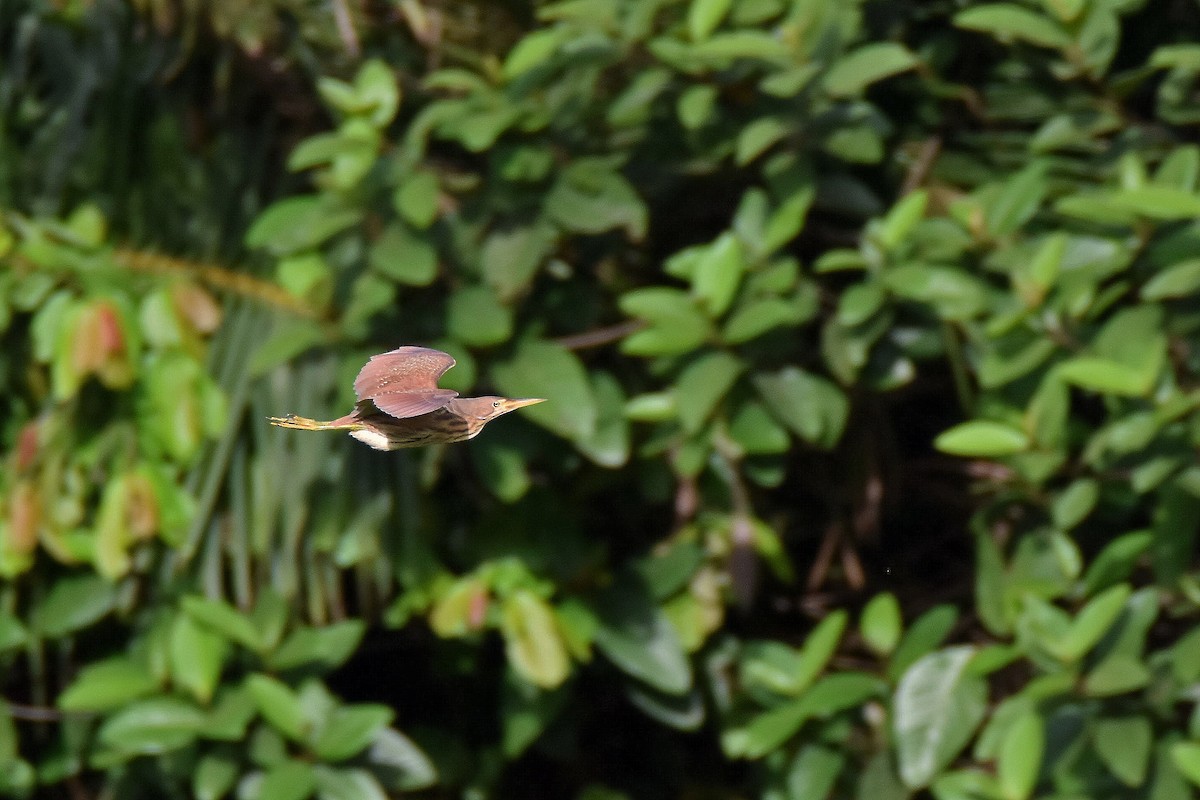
268,346,544,450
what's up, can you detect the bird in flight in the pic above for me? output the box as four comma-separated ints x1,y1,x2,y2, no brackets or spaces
268,346,544,450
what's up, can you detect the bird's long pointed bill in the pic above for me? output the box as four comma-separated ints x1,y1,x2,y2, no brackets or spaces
501,398,546,412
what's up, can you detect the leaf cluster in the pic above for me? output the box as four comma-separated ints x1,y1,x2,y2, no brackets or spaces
4,1,1200,799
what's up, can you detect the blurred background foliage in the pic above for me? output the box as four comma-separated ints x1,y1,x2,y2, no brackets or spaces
3,0,1200,798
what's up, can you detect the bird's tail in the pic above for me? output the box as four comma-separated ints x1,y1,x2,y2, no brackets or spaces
267,414,361,431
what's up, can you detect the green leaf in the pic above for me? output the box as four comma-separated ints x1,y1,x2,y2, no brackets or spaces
794,611,849,691
59,658,157,712
626,683,705,731
66,202,106,245
1110,186,1200,219
97,697,207,755
753,367,848,449
592,574,692,695
861,593,902,656
501,670,569,757
737,673,880,758
314,706,395,762
503,28,569,79
269,621,366,672
722,296,806,343
276,253,332,308
684,30,792,65
729,401,790,454
577,371,631,468
978,338,1057,390
878,191,928,251
837,281,887,326
34,574,116,638
182,596,264,652
206,684,258,742
501,590,571,690
677,84,718,130
365,728,438,790
692,233,745,315
139,353,226,463
171,614,228,704
608,69,672,128
1083,530,1152,595
249,319,326,377
1171,742,1200,787
313,766,389,800
883,263,987,320
736,117,789,165
1052,583,1131,662
740,641,804,696
986,164,1048,238
1094,715,1152,787
492,339,597,441
288,131,343,172
893,646,988,789
1058,357,1155,397
823,43,918,97
625,391,676,421
368,223,439,286
954,4,1071,48
447,286,513,347
1050,478,1099,530
471,437,532,502
353,59,401,125
1083,654,1149,696
788,746,845,800
545,159,647,239
1142,258,1200,299
688,0,733,40
195,752,240,800
764,186,815,252
935,421,1030,457
392,170,439,229
620,288,711,355
247,674,309,741
0,613,25,655
676,352,743,433
260,760,317,800
482,223,554,300
997,711,1043,800
246,196,362,256
889,605,958,681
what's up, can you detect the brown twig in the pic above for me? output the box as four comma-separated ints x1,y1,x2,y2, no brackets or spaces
331,0,361,56
112,248,327,321
6,701,92,722
901,136,942,196
553,320,644,351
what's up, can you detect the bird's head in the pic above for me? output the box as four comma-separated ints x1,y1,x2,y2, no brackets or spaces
456,396,546,421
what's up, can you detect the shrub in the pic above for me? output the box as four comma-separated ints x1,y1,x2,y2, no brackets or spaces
3,1,1200,798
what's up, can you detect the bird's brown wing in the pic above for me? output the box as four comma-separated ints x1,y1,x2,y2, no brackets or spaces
354,346,457,400
370,389,458,419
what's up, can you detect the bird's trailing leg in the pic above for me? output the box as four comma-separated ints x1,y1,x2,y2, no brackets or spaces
267,414,361,431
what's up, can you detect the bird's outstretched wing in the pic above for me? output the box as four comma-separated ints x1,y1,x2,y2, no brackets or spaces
354,346,459,420
369,389,458,419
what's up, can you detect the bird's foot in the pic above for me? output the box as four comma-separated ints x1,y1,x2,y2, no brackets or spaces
268,414,327,430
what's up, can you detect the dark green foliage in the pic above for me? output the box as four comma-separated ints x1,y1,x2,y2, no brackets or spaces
4,0,1200,798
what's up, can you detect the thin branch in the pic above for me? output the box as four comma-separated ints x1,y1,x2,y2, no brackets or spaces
554,320,644,351
5,701,92,722
113,248,327,321
901,136,942,195
332,0,361,57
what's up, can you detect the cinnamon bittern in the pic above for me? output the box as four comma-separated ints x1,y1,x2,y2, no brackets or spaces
268,346,544,451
